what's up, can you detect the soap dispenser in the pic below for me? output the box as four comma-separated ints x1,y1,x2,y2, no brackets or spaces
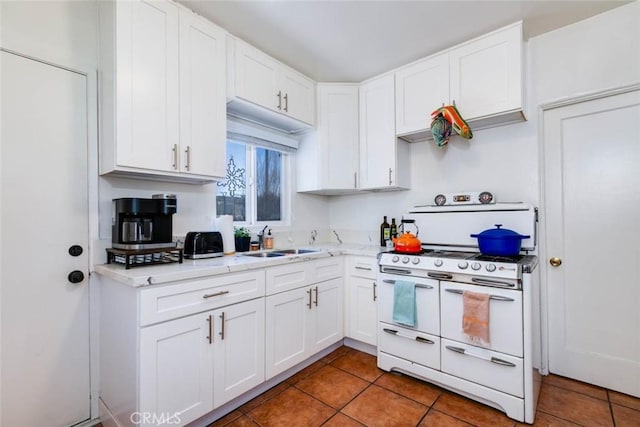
264,229,274,249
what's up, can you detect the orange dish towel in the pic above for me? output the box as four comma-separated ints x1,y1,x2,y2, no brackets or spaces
462,290,490,346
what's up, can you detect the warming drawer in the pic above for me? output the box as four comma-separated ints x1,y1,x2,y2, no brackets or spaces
441,338,524,398
440,281,523,357
379,322,440,370
378,274,440,335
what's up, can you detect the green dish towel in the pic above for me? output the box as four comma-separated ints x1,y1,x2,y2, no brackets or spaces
392,280,416,327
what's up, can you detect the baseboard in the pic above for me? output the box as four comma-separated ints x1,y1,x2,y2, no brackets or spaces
343,337,377,356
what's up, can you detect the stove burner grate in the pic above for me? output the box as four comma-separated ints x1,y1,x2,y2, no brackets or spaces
471,254,525,263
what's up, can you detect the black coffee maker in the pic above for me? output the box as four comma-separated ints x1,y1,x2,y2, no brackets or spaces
112,194,177,250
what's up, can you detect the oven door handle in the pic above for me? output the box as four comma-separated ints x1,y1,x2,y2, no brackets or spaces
445,288,514,301
427,272,453,280
381,267,412,275
383,328,434,344
382,279,433,290
445,345,517,367
471,277,516,288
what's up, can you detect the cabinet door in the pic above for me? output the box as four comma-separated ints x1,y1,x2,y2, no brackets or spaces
349,276,378,346
212,299,265,408
265,287,312,379
115,0,179,172
395,53,449,136
139,314,213,426
359,74,397,189
235,40,280,112
449,22,523,120
311,278,344,352
280,67,315,125
179,10,226,178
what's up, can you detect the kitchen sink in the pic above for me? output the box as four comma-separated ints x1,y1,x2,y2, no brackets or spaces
275,249,319,255
242,248,320,258
243,252,286,258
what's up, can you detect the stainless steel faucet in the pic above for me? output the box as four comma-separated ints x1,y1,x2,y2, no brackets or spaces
332,230,343,245
310,230,318,245
258,225,268,249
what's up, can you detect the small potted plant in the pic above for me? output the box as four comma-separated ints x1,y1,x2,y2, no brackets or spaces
234,226,251,252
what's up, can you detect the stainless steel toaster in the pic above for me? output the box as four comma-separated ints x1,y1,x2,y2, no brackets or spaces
183,231,224,259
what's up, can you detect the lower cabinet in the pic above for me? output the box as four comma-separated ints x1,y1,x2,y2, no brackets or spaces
345,256,378,346
265,277,344,379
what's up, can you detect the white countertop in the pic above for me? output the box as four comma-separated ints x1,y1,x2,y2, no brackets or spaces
94,244,384,287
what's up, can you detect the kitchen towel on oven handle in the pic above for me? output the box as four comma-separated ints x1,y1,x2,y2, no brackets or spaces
393,280,417,327
462,290,490,346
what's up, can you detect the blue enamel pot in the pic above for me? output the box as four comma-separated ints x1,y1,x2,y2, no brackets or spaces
470,224,530,256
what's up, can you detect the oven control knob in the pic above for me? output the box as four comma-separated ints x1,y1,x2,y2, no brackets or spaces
392,255,400,263
402,257,410,264
412,257,420,265
458,261,468,270
486,263,497,272
471,262,481,271
434,259,443,267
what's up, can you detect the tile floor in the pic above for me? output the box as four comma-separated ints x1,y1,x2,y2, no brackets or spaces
209,346,640,427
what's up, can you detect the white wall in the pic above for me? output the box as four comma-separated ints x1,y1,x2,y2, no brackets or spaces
328,1,640,244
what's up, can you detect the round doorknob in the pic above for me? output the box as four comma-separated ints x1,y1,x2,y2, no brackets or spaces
68,270,85,284
549,257,562,267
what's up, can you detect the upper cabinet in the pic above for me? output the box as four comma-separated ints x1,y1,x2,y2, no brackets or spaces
227,38,316,133
359,74,410,191
395,21,525,142
297,84,360,195
98,0,227,183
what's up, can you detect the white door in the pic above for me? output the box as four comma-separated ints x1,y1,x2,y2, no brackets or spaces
1,51,91,426
311,278,344,352
543,88,640,397
280,67,315,125
349,276,378,346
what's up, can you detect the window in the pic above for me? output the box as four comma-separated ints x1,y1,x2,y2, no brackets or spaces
216,139,289,225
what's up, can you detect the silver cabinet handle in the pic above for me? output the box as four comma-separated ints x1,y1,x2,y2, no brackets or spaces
445,345,466,354
388,168,392,186
428,272,453,280
206,315,212,344
355,266,372,271
172,144,178,170
354,172,357,189
277,90,282,110
184,146,191,171
445,288,514,301
219,311,225,340
383,328,434,344
491,357,516,367
313,286,318,306
307,288,312,309
203,290,229,299
373,282,377,301
283,93,288,112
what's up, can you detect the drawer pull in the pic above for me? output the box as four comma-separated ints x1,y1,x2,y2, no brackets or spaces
445,288,514,301
355,266,372,271
373,282,377,301
446,345,517,368
491,357,516,367
427,272,453,280
383,279,433,289
314,286,319,307
206,315,213,344
219,312,225,340
471,277,516,288
383,328,434,344
445,345,466,354
203,290,229,299
307,289,312,309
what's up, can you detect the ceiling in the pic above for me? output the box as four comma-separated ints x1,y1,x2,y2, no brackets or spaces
178,0,631,82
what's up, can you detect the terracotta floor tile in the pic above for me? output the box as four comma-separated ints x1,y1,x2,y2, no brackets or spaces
341,384,428,426
286,360,327,385
322,412,366,426
330,350,383,382
419,409,474,426
208,410,243,426
516,411,581,426
537,384,613,426
432,393,515,427
609,390,640,411
296,365,369,409
239,382,290,413
375,372,442,407
543,374,608,400
248,386,335,427
611,403,640,427
321,346,353,364
224,415,260,427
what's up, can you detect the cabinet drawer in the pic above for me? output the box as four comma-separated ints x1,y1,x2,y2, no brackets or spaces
378,274,440,336
311,256,344,283
347,256,377,279
266,262,312,295
378,322,440,370
441,338,524,397
440,282,522,357
140,271,265,326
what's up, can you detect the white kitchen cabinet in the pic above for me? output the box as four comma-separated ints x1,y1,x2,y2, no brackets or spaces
99,0,227,183
310,278,344,352
395,53,449,142
297,84,360,194
228,38,316,132
345,256,378,346
359,74,410,190
395,21,524,142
